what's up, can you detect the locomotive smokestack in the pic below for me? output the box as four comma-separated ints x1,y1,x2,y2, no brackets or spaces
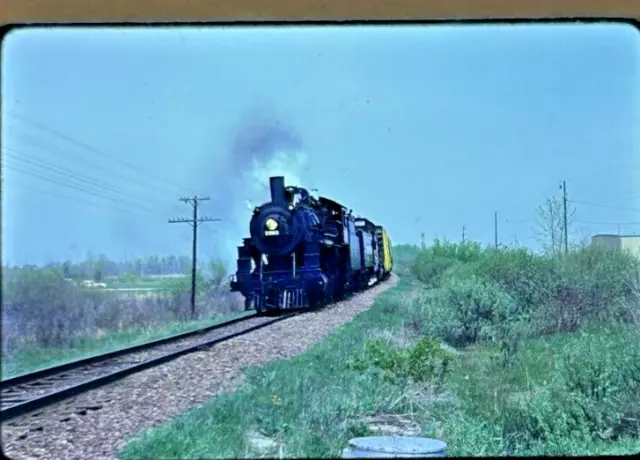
270,176,286,205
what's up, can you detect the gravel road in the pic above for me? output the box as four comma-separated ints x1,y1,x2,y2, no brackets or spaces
1,274,398,460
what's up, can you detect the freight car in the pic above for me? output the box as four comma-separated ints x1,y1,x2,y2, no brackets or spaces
229,176,393,313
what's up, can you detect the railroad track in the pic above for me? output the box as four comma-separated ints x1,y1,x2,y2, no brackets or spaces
0,312,298,422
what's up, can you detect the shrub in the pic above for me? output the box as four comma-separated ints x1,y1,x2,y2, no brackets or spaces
440,261,482,283
501,326,640,445
409,240,640,339
533,246,640,335
411,255,456,288
121,273,142,284
2,267,87,348
347,336,452,386
554,326,640,439
410,239,484,287
1,264,243,357
391,244,422,277
410,277,521,348
472,247,556,316
407,336,453,384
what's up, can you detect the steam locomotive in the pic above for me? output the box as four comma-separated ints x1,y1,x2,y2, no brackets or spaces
229,176,393,312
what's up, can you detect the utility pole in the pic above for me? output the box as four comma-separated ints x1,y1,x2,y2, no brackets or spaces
462,225,466,243
420,232,426,250
169,196,220,319
561,181,568,255
494,211,498,249
549,201,556,256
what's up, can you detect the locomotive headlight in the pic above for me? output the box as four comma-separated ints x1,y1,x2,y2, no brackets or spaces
265,217,279,231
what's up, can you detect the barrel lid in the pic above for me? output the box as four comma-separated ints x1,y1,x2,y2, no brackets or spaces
348,436,447,454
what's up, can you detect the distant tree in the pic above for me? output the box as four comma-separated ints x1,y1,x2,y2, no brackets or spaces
122,272,140,284
533,196,576,256
207,258,227,291
62,260,72,278
93,255,108,282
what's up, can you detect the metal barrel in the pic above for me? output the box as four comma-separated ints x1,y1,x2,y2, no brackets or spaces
342,436,447,458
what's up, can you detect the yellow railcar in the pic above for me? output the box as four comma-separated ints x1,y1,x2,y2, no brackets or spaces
380,227,393,276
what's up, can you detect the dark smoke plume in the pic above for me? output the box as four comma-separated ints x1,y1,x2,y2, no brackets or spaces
206,107,307,266
214,107,303,219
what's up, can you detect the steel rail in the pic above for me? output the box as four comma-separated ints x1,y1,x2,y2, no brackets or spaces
1,312,297,421
2,312,257,387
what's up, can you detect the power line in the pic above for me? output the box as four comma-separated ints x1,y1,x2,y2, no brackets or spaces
3,147,170,210
569,199,640,213
2,161,160,214
5,180,162,220
561,180,568,255
504,218,533,225
585,192,640,207
169,196,221,319
5,133,190,202
494,211,498,249
8,112,197,197
574,220,640,226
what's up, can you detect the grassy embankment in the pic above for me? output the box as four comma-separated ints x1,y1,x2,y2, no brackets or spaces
2,311,252,379
1,270,246,380
119,241,640,458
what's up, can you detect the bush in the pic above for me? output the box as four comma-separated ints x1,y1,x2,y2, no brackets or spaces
1,263,243,357
408,240,640,341
2,267,88,348
411,255,456,288
410,239,484,287
533,246,640,335
409,277,522,348
440,260,481,282
501,326,640,445
472,247,557,316
347,336,453,386
121,273,142,284
401,239,639,454
391,244,422,277
554,326,640,439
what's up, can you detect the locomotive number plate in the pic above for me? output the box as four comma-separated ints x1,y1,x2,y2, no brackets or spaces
264,230,280,236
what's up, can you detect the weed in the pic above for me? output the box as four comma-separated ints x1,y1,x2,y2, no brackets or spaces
117,241,640,457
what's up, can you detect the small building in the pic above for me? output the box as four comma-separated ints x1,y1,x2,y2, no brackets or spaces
591,234,640,260
80,280,107,289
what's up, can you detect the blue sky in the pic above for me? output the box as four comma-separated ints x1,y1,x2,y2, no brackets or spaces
2,23,639,267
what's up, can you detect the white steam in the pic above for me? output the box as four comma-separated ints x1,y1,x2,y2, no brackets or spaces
241,150,309,218
247,150,309,195
220,149,310,272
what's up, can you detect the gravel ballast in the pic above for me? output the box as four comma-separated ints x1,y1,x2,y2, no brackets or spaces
2,274,399,460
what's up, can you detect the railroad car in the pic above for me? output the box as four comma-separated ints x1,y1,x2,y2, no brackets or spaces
229,176,393,313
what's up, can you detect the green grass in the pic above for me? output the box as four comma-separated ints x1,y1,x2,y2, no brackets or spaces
119,282,413,459
446,323,640,455
116,241,640,457
118,276,640,458
1,311,252,380
105,279,187,291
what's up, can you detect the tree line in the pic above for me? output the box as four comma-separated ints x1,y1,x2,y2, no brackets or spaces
4,254,195,282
